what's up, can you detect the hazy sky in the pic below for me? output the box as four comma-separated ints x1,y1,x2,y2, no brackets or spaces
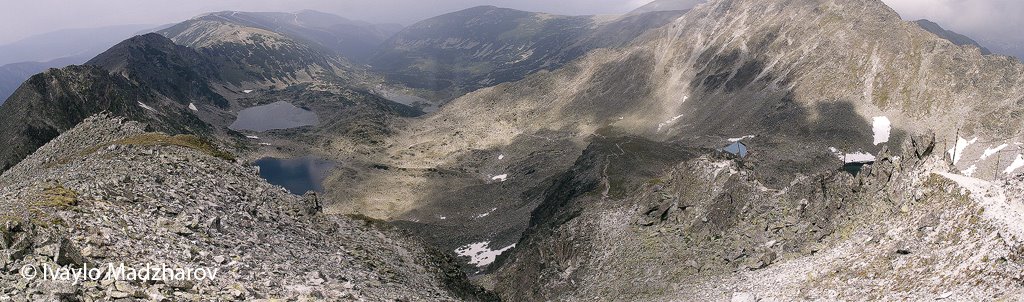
0,0,1020,46
0,0,649,44
882,0,1023,42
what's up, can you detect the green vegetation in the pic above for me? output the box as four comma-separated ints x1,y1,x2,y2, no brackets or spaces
84,133,235,161
0,184,78,229
33,184,79,208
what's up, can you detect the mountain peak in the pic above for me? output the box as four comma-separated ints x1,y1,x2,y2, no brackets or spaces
162,10,397,63
914,19,992,55
86,32,227,108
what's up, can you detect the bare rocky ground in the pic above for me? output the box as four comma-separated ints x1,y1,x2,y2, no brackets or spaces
492,133,1024,301
0,115,495,301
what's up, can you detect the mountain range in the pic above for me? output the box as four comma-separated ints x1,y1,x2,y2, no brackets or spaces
914,19,991,55
0,25,165,104
369,5,690,102
2,0,1024,300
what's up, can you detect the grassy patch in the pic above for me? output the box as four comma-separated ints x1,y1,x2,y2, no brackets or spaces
33,185,79,209
0,184,77,229
84,133,235,161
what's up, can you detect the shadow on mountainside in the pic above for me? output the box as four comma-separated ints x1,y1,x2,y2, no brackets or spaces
333,37,910,279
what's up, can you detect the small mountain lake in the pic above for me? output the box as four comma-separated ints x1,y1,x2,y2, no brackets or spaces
230,101,318,132
255,157,336,194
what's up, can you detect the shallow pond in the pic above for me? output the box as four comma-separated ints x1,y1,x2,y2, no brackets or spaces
254,157,336,194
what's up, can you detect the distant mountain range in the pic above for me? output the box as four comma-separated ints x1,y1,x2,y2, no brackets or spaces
0,57,85,104
0,25,165,104
914,19,991,55
369,5,691,102
162,10,401,63
0,24,158,66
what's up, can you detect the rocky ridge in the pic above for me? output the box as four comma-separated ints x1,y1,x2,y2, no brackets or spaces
0,64,210,175
0,115,494,301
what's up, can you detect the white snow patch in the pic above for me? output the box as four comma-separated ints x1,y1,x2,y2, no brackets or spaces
1005,155,1024,174
981,144,1008,159
455,241,516,267
491,174,508,182
657,114,685,132
843,152,876,163
137,102,156,112
962,165,977,177
936,172,1024,239
830,147,875,163
258,143,272,146
439,216,447,220
243,90,253,94
188,103,198,111
871,116,891,145
498,154,505,160
947,137,978,164
728,135,755,142
475,208,498,219
246,135,260,139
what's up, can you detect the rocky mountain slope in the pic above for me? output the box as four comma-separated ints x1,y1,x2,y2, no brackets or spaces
322,0,1024,299
0,115,495,301
86,33,229,109
0,32,249,175
496,134,1024,300
168,10,400,63
0,63,209,174
368,5,688,102
157,14,360,88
